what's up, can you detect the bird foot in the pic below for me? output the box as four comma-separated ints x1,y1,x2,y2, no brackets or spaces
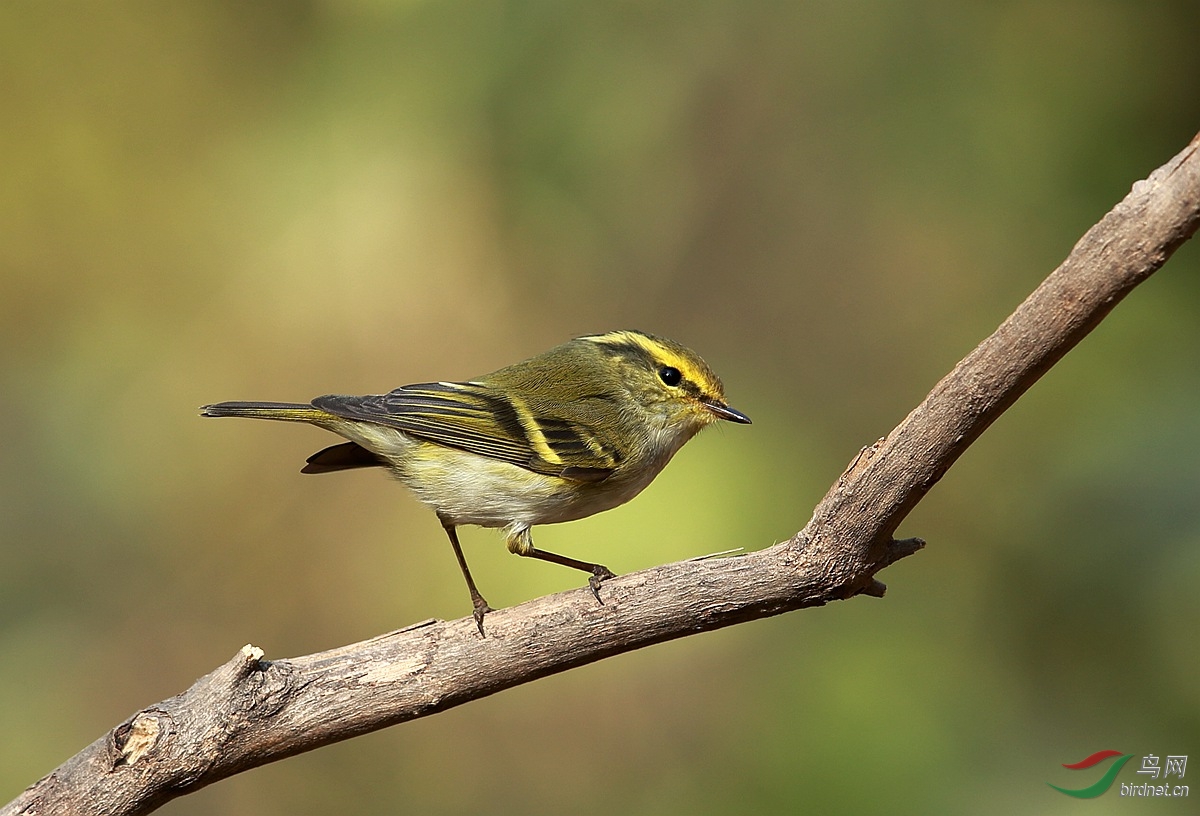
471,597,493,636
588,566,617,603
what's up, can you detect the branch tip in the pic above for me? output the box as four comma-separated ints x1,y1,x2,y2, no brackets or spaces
891,537,926,558
862,579,887,598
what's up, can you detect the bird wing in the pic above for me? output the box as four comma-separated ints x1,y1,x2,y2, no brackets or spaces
312,382,622,482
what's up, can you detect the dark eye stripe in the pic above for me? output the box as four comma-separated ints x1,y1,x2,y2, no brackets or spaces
588,336,716,402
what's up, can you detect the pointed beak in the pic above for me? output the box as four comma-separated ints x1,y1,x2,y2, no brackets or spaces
704,400,752,424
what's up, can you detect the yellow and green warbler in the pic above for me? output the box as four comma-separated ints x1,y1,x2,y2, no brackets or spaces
202,330,750,632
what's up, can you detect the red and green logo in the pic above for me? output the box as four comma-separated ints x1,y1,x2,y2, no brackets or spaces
1049,750,1134,798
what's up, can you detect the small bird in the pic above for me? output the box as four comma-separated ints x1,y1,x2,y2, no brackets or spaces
202,330,750,632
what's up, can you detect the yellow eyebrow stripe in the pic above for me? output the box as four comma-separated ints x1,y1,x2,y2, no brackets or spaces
580,330,724,400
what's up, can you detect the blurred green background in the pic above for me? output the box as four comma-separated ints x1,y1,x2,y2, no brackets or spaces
3,2,1199,813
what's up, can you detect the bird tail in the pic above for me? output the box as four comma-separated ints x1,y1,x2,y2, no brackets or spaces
200,401,327,422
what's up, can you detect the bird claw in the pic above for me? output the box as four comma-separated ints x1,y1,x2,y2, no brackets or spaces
588,566,617,603
471,597,493,636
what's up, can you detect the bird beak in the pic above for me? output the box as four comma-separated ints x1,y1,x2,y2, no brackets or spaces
704,400,752,424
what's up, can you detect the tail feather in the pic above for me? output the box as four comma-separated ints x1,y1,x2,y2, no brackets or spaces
200,401,325,421
301,441,387,473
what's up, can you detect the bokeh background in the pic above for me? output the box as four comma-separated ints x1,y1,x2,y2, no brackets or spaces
3,2,1199,814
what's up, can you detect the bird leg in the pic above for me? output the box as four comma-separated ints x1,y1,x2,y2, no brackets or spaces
526,549,617,602
440,519,491,635
506,527,615,603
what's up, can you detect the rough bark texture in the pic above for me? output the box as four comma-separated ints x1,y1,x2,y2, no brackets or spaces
5,133,1199,816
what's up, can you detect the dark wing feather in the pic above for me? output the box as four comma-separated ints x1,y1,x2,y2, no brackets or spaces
312,382,622,480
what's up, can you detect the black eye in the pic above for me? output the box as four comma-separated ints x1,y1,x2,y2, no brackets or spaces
658,366,682,386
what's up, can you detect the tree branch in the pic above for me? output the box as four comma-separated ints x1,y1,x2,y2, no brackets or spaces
6,133,1199,816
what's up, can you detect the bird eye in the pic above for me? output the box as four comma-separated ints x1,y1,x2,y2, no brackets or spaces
658,366,682,386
